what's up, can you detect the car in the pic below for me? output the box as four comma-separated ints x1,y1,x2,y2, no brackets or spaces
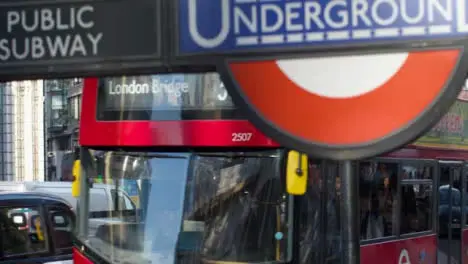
0,181,136,214
0,191,75,264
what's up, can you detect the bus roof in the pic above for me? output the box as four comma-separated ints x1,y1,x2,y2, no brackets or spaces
79,74,468,161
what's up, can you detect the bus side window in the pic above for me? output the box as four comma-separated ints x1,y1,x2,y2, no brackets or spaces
359,162,398,240
399,164,434,235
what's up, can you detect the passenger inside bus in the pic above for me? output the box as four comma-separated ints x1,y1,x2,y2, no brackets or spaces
400,165,434,234
438,167,462,236
359,162,397,239
401,171,418,233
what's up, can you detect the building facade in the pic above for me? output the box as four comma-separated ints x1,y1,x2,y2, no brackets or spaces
44,78,83,181
9,81,45,181
0,81,47,182
0,83,16,181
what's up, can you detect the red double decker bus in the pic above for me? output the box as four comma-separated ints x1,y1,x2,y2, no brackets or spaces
74,73,468,264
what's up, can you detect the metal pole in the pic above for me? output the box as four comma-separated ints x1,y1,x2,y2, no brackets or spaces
340,160,360,264
0,83,5,181
77,147,90,238
43,80,48,181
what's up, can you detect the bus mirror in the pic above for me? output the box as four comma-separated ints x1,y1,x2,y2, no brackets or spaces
286,150,308,195
72,159,81,197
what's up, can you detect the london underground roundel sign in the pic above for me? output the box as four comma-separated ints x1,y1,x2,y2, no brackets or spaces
176,0,468,160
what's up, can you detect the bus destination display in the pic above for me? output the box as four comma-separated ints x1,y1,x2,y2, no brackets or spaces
97,74,237,120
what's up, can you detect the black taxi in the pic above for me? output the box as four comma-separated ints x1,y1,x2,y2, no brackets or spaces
0,192,75,264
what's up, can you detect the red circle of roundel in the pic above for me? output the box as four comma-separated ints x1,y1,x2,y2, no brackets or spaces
229,50,460,145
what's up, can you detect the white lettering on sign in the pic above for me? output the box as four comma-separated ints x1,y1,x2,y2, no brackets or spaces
399,249,411,264
0,5,103,61
231,132,253,142
108,79,190,97
188,0,468,48
217,82,228,101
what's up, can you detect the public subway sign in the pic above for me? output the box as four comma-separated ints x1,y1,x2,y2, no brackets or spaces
173,0,468,160
0,0,161,80
2,6,101,60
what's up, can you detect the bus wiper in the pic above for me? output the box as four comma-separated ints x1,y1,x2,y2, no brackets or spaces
198,152,279,158
112,151,188,159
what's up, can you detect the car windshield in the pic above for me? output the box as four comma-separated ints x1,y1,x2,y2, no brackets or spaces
80,150,292,264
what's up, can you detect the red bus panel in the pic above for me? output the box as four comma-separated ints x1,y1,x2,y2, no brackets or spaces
361,235,436,264
73,248,94,264
464,230,468,263
79,75,279,147
384,146,468,160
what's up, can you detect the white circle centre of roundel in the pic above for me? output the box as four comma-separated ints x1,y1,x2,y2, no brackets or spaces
275,53,409,98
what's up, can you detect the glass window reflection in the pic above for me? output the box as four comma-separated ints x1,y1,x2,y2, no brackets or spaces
299,161,322,263
299,161,342,264
83,150,292,264
359,162,398,240
400,164,433,234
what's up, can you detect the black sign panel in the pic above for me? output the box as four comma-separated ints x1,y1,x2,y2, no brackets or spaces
96,74,240,121
0,0,161,81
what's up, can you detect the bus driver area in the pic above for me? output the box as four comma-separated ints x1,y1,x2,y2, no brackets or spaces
77,150,291,264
